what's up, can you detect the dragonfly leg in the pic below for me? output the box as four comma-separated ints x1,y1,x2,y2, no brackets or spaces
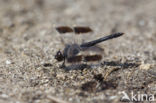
61,57,66,68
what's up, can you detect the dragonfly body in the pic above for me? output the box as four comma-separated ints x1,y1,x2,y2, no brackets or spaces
63,44,81,58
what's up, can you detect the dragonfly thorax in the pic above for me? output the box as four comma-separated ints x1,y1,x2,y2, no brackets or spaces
63,44,81,58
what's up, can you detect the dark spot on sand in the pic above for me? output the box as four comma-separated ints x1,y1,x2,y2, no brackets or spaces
94,74,104,82
81,81,97,92
43,63,53,67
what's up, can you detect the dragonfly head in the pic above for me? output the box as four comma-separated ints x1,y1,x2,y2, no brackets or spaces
55,50,64,62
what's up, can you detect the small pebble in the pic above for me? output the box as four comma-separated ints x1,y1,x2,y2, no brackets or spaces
139,63,152,70
5,60,11,65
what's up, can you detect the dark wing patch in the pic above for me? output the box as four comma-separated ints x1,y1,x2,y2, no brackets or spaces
56,26,73,33
67,55,82,63
74,26,93,34
84,55,102,62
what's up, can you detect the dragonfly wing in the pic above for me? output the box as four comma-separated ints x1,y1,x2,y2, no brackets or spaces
81,45,104,53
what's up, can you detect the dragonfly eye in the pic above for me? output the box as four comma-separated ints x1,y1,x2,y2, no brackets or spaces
55,50,64,61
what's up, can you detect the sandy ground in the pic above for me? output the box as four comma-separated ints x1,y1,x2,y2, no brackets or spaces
0,0,156,103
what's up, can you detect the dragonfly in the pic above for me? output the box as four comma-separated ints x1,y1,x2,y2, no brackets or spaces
54,26,124,69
